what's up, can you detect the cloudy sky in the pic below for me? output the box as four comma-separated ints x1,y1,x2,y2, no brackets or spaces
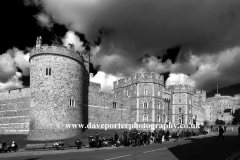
0,0,240,97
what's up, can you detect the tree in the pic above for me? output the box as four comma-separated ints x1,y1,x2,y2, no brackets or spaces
232,108,240,124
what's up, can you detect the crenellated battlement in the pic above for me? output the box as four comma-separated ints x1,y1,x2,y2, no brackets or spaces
0,87,30,100
30,44,84,63
168,84,194,94
89,82,101,92
196,90,206,94
113,72,164,90
163,87,172,94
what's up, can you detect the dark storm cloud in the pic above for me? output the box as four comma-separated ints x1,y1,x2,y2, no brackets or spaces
33,0,240,59
24,0,240,92
192,47,240,91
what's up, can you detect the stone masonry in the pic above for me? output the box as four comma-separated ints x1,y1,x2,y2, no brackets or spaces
0,37,238,139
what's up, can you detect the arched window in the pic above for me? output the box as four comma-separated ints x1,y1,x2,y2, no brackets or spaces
143,115,148,122
189,119,191,124
144,102,148,108
144,89,147,95
46,68,52,75
179,108,182,114
157,115,160,122
163,114,166,123
69,99,75,107
113,102,117,109
158,91,160,96
179,119,182,124
157,103,160,109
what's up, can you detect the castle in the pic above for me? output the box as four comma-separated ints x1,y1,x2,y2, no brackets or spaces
0,37,239,141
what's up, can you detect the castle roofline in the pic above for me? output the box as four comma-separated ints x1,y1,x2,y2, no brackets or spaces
113,72,164,89
30,44,84,63
168,84,194,93
0,86,30,93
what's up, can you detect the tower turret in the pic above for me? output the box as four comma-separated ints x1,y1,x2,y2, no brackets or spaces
27,37,86,140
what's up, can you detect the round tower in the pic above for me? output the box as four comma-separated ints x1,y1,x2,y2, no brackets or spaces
27,37,85,140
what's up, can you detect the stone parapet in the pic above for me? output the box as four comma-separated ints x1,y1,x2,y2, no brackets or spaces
0,88,30,100
30,45,84,64
113,72,164,90
89,82,101,92
168,84,194,94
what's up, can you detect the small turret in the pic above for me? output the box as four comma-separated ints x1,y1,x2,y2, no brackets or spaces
36,36,42,48
68,43,75,51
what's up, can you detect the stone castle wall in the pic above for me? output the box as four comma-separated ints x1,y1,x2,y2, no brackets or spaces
27,45,85,140
0,42,238,137
170,84,194,124
87,82,130,125
113,72,164,90
0,88,30,134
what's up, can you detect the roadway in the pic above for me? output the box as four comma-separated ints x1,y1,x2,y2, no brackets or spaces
2,131,240,160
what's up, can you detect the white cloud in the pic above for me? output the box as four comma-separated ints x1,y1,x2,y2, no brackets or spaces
166,73,196,87
62,31,85,52
90,71,118,93
142,56,172,73
13,49,30,76
0,48,30,91
0,52,16,82
0,72,23,90
35,13,53,28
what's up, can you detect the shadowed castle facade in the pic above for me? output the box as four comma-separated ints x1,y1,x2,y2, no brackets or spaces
0,37,239,140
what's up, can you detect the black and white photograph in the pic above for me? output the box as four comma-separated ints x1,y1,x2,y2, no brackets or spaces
0,0,240,160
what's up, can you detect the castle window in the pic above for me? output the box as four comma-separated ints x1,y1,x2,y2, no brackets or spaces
189,109,191,114
113,102,117,109
144,102,148,108
158,91,160,96
179,108,182,114
127,90,129,97
69,99,75,107
157,103,160,109
189,100,191,104
157,115,160,122
46,68,52,75
144,89,147,95
143,115,148,122
162,103,165,110
163,114,166,123
179,99,181,103
179,119,182,124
